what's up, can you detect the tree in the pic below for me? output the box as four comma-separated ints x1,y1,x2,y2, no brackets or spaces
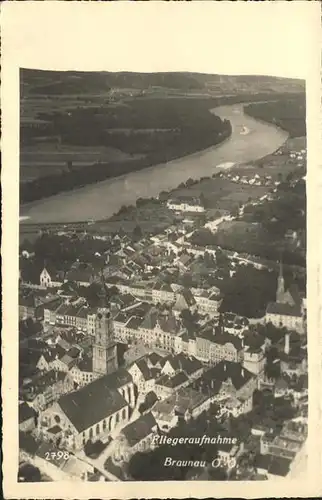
186,178,195,187
18,463,41,482
158,190,169,202
133,224,143,242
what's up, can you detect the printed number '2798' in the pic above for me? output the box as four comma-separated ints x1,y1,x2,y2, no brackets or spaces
45,451,70,460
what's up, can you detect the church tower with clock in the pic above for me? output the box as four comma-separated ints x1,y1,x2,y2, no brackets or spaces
92,279,118,377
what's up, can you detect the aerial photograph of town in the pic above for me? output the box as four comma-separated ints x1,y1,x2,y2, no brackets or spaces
18,69,307,482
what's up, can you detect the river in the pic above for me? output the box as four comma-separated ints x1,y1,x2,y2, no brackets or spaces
20,103,288,224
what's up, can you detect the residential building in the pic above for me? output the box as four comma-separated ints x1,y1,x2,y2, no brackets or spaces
43,299,63,325
167,196,205,213
65,264,96,287
154,370,190,400
193,287,222,317
21,370,74,412
114,413,158,462
160,353,203,381
152,387,213,432
193,361,256,417
194,328,243,365
128,358,159,398
152,282,175,304
138,308,184,351
19,293,36,320
19,402,37,432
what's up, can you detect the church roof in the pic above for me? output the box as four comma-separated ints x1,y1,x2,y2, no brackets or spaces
266,302,302,317
58,370,131,432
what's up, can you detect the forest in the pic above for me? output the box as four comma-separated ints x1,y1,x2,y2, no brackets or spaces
244,94,306,137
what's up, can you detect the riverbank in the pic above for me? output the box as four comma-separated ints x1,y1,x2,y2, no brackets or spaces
20,103,288,224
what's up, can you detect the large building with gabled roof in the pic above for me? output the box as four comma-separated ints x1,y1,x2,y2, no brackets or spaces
266,262,305,333
38,369,136,451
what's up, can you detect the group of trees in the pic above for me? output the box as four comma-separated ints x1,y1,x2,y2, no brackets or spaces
220,265,278,318
251,389,296,426
28,232,110,266
244,94,306,138
19,317,42,341
25,70,205,96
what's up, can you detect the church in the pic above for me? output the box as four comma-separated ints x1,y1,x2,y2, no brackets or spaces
265,262,305,333
36,291,137,451
37,368,136,451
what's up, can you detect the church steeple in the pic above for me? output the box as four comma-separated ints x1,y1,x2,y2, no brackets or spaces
92,273,118,377
276,259,285,303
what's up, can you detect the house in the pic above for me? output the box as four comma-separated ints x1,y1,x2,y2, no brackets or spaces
65,264,96,287
19,293,36,320
38,369,136,451
260,428,304,461
114,413,158,462
267,456,292,479
167,196,205,213
194,361,256,417
216,434,244,466
176,253,194,273
128,358,159,398
138,307,184,351
21,370,74,412
152,282,175,304
61,455,95,481
151,398,180,432
40,265,65,288
160,353,203,381
70,355,94,387
123,343,151,366
19,431,40,460
154,371,190,400
274,377,289,398
242,332,266,376
193,287,222,317
280,351,307,377
173,288,196,312
195,328,243,365
43,299,63,325
146,352,164,370
254,453,271,476
152,387,213,432
36,346,66,372
19,402,37,432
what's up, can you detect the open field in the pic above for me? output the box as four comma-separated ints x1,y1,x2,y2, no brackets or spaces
20,144,145,182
